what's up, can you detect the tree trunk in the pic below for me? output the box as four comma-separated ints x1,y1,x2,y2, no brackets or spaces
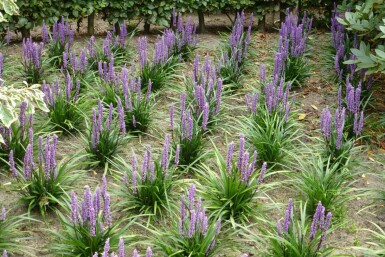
144,22,150,34
198,10,205,33
21,28,30,39
280,5,286,23
77,18,82,33
257,15,266,32
298,0,302,15
170,14,176,29
87,12,95,36
114,22,121,35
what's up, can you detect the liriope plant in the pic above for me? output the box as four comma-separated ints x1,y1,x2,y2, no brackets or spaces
151,184,231,257
83,99,130,168
241,73,299,167
198,134,270,225
112,134,178,219
169,92,208,169
11,134,83,215
218,11,253,88
138,36,180,91
50,178,135,256
116,67,154,134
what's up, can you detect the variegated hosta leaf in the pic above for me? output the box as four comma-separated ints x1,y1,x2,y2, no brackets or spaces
0,0,19,22
0,82,48,128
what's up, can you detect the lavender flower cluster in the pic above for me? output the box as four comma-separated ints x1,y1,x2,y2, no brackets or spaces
246,71,294,122
95,237,152,257
112,22,129,49
170,92,203,141
274,9,312,77
117,67,152,130
179,184,221,254
127,134,172,194
331,8,349,81
171,9,198,56
102,32,117,59
10,132,58,181
62,48,87,76
138,34,173,70
88,36,97,60
320,106,346,150
321,79,364,149
191,54,223,128
22,37,43,76
87,24,128,66
331,8,359,81
220,11,253,72
42,17,75,49
70,177,112,236
154,34,173,66
331,7,373,87
42,76,80,107
91,99,125,149
277,199,332,251
98,55,119,85
342,77,364,135
226,134,267,185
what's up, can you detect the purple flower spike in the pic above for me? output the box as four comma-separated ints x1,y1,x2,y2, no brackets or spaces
70,191,79,223
132,153,138,194
310,201,323,239
283,198,293,232
118,237,125,257
103,193,112,226
259,64,266,82
277,220,283,236
180,194,186,220
188,210,196,238
89,205,96,236
9,150,17,176
146,247,153,257
103,238,110,257
215,218,221,234
1,207,5,221
320,107,332,141
42,22,49,44
175,144,180,165
258,162,267,184
2,250,7,257
146,79,152,102
161,134,171,174
97,179,106,204
117,98,126,135
202,102,209,131
180,92,186,115
226,141,235,173
188,184,196,211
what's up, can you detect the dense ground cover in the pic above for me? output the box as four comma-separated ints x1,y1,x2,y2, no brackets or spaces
0,5,385,257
